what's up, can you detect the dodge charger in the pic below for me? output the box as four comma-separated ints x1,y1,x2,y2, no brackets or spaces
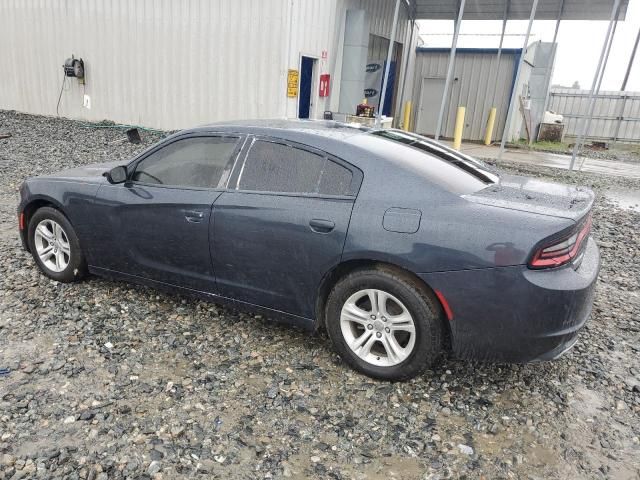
18,120,600,380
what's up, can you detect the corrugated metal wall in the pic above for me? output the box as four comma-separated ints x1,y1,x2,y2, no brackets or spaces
548,89,640,143
0,0,411,130
0,0,290,129
411,49,518,142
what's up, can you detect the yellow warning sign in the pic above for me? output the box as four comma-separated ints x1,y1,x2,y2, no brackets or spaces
287,69,299,98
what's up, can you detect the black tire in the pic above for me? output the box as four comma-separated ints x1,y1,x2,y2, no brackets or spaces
28,206,87,283
325,266,443,381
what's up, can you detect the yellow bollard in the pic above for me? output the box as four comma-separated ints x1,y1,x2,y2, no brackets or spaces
484,107,496,146
402,101,412,132
453,106,465,150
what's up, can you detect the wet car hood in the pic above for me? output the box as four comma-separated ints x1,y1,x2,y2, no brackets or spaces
464,174,595,222
35,161,124,183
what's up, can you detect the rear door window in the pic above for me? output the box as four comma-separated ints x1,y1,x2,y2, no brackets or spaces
132,136,240,188
317,158,353,195
238,140,353,196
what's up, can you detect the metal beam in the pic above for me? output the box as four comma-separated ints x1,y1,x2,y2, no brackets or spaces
543,0,564,111
377,0,402,127
577,7,620,170
621,27,639,91
498,0,539,159
489,1,509,110
569,0,621,170
575,11,619,169
434,0,466,140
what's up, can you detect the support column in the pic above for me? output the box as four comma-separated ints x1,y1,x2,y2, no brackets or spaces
621,27,640,91
542,0,564,111
434,0,466,141
607,22,631,146
489,1,509,110
498,0,539,159
484,1,508,145
569,0,621,170
577,11,619,170
377,0,401,127
397,17,416,129
338,10,370,115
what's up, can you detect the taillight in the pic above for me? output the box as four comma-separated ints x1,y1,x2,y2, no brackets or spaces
19,212,25,231
529,215,592,269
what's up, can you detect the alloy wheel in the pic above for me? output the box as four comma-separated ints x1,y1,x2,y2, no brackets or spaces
340,288,416,367
34,219,71,273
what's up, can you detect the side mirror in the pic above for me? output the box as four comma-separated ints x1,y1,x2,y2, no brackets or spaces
104,166,128,184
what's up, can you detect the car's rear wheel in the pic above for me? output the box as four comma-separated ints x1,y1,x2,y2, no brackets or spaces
325,267,443,381
28,207,87,283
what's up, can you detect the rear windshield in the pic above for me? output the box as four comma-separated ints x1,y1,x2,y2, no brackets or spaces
370,130,499,186
346,132,490,195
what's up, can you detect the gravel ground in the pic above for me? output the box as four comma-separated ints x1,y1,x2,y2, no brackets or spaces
1,110,639,480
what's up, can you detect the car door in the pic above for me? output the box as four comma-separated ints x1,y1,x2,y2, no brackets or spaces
92,133,244,292
211,137,361,318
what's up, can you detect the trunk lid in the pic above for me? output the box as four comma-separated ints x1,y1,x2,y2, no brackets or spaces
463,174,594,222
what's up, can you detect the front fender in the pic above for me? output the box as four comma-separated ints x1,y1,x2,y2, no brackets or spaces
19,179,101,257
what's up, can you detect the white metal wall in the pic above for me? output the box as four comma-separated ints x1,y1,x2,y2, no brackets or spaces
0,0,290,129
0,0,412,130
411,49,518,141
549,88,640,143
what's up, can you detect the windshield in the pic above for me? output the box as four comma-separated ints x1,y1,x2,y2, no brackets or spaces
370,129,499,184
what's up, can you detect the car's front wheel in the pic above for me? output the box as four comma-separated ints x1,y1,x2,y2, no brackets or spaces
28,207,87,283
325,267,443,381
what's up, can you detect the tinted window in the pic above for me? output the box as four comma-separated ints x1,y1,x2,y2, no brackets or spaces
132,137,239,188
346,133,489,195
239,140,353,195
318,158,352,195
371,130,499,184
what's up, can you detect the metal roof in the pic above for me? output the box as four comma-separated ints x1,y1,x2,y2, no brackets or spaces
412,0,628,21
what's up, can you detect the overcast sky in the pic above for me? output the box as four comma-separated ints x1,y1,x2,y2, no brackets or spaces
417,0,639,91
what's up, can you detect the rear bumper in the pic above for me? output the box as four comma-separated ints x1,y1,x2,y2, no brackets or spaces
420,237,600,363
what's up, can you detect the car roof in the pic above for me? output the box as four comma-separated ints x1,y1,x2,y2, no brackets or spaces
187,119,372,142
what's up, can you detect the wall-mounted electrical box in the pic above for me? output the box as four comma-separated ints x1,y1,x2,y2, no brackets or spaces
63,56,85,82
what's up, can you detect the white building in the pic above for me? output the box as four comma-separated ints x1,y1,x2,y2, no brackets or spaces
1,0,628,143
0,0,418,130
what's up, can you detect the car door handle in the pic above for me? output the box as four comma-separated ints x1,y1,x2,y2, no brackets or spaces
309,218,335,233
183,210,205,223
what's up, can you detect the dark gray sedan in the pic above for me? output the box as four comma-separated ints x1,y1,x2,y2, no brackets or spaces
18,120,600,380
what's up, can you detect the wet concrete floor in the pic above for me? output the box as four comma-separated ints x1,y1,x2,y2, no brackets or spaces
456,143,640,180
603,187,640,212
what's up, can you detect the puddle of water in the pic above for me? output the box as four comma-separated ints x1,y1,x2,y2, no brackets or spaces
604,188,640,212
